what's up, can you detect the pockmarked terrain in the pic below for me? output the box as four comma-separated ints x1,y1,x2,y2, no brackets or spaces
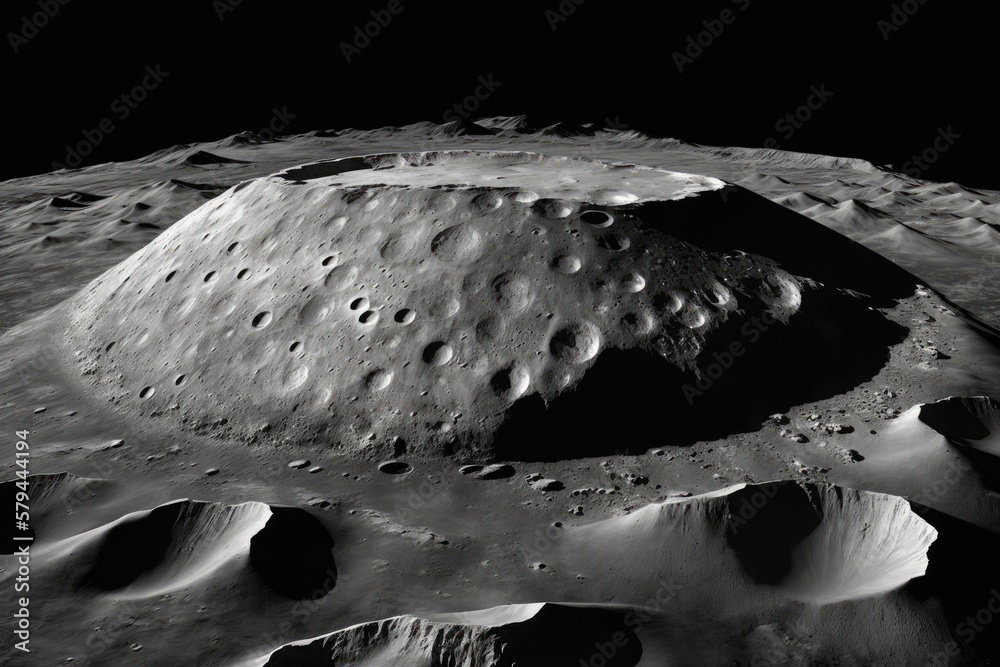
1,119,998,666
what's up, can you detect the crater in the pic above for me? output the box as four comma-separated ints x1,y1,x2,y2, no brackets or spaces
378,460,412,475
581,210,614,228
252,312,273,329
549,322,600,364
431,224,483,263
394,308,416,325
422,342,454,366
365,369,393,390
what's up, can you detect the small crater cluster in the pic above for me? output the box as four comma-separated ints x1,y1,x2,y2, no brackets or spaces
66,152,799,458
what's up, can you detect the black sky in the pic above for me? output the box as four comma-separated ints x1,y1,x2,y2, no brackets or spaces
3,0,996,188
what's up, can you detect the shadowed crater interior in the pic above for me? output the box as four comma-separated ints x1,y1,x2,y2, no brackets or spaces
250,506,337,600
79,502,182,590
724,482,823,585
493,287,907,461
261,603,642,667
906,503,1000,657
499,605,643,667
644,186,920,306
918,396,1000,491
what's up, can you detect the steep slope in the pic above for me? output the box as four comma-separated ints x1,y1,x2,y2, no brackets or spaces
259,603,642,667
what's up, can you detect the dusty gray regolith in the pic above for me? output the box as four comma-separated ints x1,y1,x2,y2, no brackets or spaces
62,151,856,459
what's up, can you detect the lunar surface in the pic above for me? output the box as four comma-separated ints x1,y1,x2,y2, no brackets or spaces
1,118,999,666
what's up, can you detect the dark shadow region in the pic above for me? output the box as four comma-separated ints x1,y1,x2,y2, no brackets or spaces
494,287,907,461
